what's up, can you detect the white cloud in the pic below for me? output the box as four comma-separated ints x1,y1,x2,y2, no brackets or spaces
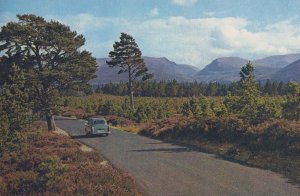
2,12,300,69
62,14,128,34
126,16,300,68
149,8,159,17
172,0,198,6
128,17,251,67
61,15,300,68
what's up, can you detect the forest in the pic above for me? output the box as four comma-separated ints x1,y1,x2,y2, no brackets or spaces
95,79,290,97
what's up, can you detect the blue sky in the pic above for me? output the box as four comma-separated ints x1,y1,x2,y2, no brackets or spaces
1,0,300,68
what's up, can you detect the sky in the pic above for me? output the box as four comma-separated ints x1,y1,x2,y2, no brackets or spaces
1,0,300,68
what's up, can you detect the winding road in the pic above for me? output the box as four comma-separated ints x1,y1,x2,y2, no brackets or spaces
56,118,300,196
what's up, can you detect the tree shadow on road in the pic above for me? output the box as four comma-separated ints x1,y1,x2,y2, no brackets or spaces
130,147,192,153
71,134,106,139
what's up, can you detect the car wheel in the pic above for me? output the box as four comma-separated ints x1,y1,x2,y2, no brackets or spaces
104,133,108,137
85,129,90,136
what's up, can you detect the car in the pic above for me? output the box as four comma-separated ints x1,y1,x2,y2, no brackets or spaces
84,117,110,136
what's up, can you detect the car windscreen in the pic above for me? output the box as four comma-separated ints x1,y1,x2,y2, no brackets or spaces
94,120,106,125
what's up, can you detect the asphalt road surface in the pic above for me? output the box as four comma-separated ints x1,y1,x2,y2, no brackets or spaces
56,119,300,196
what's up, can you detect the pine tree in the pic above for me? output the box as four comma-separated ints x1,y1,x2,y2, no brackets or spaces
238,62,260,124
0,64,29,155
107,33,153,109
0,63,30,132
190,97,202,118
263,79,272,95
0,14,97,131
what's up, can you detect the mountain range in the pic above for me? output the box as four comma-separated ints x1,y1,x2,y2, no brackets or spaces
90,53,300,85
90,57,199,85
195,53,300,83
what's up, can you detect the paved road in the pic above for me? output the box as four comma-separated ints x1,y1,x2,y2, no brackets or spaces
56,119,300,196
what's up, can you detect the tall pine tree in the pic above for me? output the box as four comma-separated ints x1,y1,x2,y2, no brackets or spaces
0,14,97,130
107,33,153,109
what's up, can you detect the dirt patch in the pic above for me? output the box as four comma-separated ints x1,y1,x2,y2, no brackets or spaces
80,144,93,152
54,128,70,136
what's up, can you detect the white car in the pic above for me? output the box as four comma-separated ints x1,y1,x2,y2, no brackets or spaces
85,117,110,136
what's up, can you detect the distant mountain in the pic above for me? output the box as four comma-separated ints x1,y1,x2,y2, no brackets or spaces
194,53,300,83
142,57,199,81
253,53,300,68
194,57,249,83
253,53,300,80
272,59,300,82
90,57,200,85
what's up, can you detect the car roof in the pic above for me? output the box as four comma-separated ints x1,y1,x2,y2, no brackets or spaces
89,117,106,120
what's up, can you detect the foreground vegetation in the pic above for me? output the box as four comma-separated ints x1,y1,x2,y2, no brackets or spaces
0,121,140,195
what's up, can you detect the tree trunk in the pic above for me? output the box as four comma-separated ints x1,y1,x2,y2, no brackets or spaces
128,71,134,110
128,83,134,109
46,114,56,131
130,90,134,109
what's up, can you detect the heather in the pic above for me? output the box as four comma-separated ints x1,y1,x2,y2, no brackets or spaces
0,122,141,195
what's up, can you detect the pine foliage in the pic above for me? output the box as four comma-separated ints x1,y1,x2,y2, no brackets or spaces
0,14,97,130
107,33,153,109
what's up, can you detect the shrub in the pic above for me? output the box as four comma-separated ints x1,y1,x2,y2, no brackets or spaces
256,98,282,124
37,156,66,190
248,120,300,154
211,101,228,117
282,83,300,120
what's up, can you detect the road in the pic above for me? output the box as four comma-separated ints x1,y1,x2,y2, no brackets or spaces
56,119,300,196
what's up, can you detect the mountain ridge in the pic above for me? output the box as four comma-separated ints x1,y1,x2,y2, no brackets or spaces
90,53,300,84
272,59,300,82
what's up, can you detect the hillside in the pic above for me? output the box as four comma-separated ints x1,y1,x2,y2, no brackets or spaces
253,53,300,68
193,57,248,83
253,53,300,80
272,59,300,82
90,57,199,85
